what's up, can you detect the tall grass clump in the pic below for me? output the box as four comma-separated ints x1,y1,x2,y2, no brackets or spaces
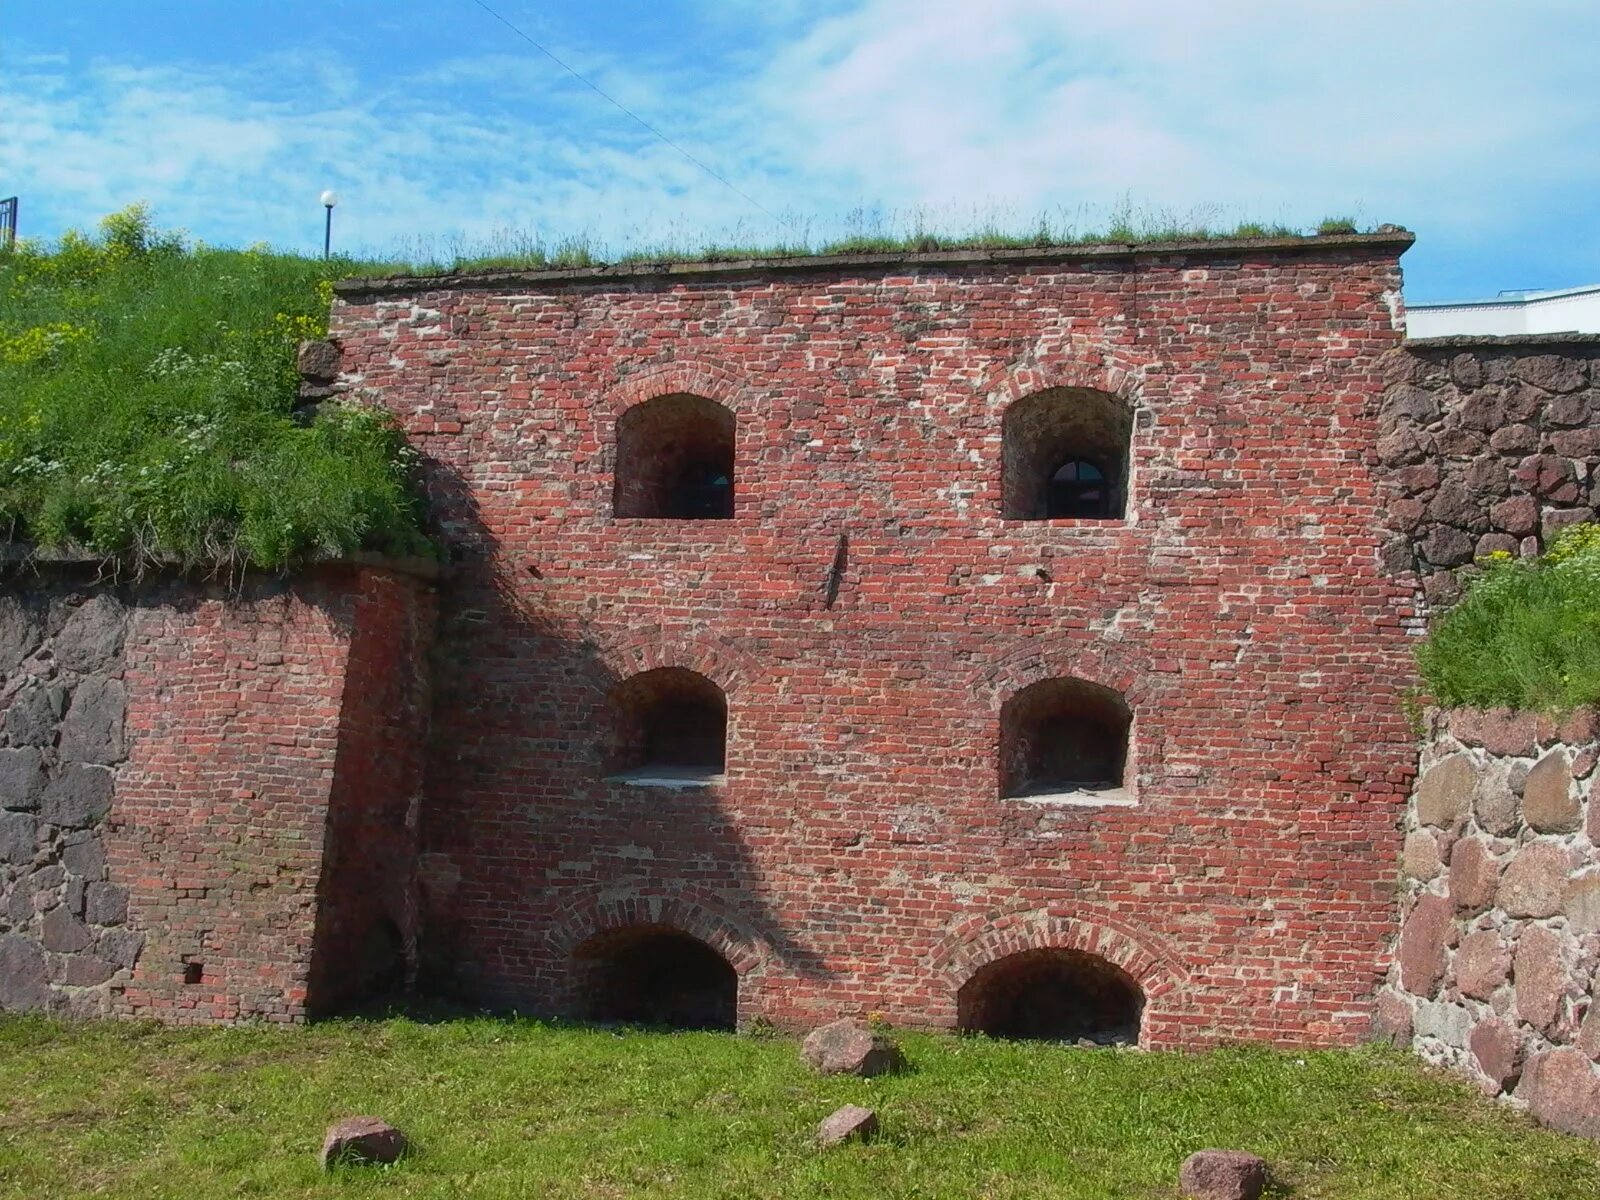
0,206,427,569
1417,523,1600,713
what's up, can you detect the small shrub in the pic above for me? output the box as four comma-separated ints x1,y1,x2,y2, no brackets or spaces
1317,216,1359,235
1416,524,1600,713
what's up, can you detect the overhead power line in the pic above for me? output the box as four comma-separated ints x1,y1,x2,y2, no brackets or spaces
466,0,787,227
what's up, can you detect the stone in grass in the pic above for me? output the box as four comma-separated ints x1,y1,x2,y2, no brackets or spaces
319,1116,408,1169
816,1104,878,1148
1179,1149,1268,1200
801,1018,903,1077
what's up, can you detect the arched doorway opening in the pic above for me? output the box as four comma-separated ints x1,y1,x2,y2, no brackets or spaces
573,924,738,1031
957,948,1143,1044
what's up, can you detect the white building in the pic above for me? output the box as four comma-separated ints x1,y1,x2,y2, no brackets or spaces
1406,283,1600,338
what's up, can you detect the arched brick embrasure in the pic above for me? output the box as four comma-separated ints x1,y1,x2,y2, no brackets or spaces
578,629,763,702
930,908,1191,1047
980,355,1147,414
545,889,773,1020
973,634,1152,714
602,358,758,421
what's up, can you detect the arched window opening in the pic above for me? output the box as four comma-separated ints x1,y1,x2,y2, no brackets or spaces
614,393,736,520
957,948,1143,1044
1000,677,1132,800
573,924,737,1031
1048,458,1111,519
1002,388,1132,520
606,667,727,785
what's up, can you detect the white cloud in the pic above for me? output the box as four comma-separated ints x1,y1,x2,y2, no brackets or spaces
758,0,1600,238
3,0,1598,289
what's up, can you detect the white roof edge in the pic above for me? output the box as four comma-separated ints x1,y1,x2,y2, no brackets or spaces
1410,282,1600,311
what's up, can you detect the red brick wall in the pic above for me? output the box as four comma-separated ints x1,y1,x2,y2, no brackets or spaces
333,243,1417,1047
107,567,430,1023
308,570,436,1015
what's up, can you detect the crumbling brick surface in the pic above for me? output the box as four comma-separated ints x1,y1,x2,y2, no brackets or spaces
0,566,431,1024
332,246,1417,1047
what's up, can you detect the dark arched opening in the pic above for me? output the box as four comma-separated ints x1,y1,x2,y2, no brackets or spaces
614,393,736,519
1002,388,1132,520
1000,677,1132,799
957,948,1143,1044
605,667,727,783
573,924,738,1031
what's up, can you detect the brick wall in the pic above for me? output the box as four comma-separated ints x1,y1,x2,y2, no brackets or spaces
0,565,431,1023
332,237,1418,1048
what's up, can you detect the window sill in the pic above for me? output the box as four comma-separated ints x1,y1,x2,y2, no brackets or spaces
605,766,726,790
1004,785,1136,808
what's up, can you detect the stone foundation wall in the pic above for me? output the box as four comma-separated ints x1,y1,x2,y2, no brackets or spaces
1376,707,1600,1137
1377,335,1600,608
0,564,433,1024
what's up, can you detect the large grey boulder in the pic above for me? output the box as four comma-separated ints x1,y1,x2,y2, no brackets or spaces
54,596,126,674
0,748,45,811
0,936,49,1012
39,764,114,828
58,678,126,765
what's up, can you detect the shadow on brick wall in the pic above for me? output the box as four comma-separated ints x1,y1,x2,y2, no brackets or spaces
408,451,829,1021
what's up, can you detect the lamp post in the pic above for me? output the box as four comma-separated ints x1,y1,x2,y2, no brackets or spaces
320,190,339,259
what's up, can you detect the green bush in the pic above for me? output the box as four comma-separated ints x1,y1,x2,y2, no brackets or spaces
0,206,428,568
1417,524,1600,713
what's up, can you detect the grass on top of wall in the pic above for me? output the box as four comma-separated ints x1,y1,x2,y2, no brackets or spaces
0,207,428,570
0,1014,1596,1200
1417,523,1600,714
372,208,1378,276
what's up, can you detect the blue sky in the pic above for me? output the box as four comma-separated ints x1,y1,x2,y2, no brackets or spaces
5,0,1599,301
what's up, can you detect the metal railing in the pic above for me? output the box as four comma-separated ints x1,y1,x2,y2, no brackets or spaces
0,197,16,250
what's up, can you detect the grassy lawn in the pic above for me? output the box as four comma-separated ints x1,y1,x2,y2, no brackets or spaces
0,1017,1595,1199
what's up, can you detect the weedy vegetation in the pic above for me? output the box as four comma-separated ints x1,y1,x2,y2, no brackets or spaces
0,206,427,570
1416,523,1600,714
0,1015,1596,1199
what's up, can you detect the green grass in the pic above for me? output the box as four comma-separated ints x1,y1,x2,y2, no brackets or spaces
0,206,428,569
0,1015,1594,1199
373,213,1374,277
1417,523,1600,713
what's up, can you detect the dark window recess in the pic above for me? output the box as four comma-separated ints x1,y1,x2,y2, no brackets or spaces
614,393,736,520
1001,387,1132,520
607,668,728,776
1047,458,1111,518
957,948,1143,1044
1000,677,1132,798
669,463,733,520
183,961,204,985
574,925,737,1031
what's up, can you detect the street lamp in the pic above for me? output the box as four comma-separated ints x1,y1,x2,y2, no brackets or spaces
320,190,339,259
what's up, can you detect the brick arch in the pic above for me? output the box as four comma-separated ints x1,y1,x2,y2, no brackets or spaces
973,635,1151,714
603,357,757,419
545,887,771,981
580,629,762,700
931,906,1192,1012
982,356,1145,413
